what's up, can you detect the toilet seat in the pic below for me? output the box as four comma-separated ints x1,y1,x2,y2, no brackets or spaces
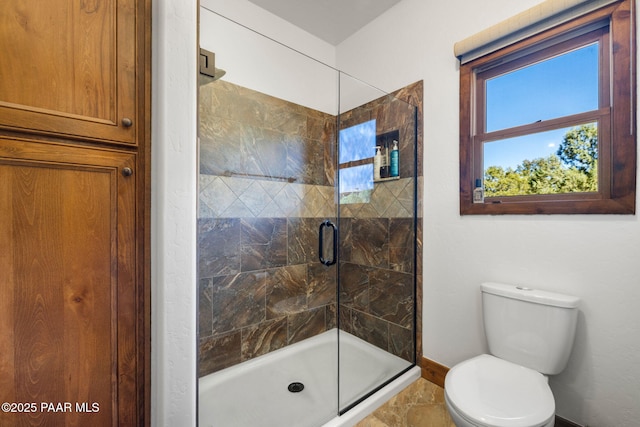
445,354,555,427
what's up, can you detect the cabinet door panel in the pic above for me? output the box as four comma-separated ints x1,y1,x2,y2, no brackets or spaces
0,0,137,145
0,137,138,426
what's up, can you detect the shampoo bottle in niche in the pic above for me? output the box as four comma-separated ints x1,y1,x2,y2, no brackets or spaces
374,146,382,180
390,140,399,177
380,141,390,178
473,179,484,203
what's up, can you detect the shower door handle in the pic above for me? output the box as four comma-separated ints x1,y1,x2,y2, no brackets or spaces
318,220,337,266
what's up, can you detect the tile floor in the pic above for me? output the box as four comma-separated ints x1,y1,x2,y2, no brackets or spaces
354,378,456,427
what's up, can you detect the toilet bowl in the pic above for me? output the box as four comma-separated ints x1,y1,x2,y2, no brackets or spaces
444,283,580,427
444,355,555,427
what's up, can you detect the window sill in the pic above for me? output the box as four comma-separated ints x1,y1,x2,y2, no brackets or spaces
460,195,635,215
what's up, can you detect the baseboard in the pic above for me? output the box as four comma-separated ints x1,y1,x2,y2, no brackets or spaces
420,356,448,388
421,356,584,427
554,417,584,427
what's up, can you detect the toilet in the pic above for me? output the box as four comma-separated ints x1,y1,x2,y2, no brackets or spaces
444,282,580,427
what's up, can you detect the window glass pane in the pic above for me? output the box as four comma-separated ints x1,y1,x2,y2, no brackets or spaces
339,120,376,204
339,119,376,163
486,43,599,132
483,123,598,196
340,164,373,204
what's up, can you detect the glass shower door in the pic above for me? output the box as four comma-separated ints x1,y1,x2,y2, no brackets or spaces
336,72,418,413
198,7,344,427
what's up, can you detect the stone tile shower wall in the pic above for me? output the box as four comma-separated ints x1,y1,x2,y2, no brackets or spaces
198,79,338,376
197,78,421,377
338,93,417,363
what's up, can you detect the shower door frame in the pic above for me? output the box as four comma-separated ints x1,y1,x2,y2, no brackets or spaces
335,73,420,415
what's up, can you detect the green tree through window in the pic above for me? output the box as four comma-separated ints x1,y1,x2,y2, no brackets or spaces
484,124,598,197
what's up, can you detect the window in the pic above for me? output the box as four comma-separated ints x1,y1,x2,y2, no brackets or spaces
339,119,376,204
460,0,635,214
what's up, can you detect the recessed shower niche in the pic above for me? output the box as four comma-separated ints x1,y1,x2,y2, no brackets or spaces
197,6,422,426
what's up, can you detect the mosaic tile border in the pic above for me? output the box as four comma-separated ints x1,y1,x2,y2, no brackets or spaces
199,175,414,219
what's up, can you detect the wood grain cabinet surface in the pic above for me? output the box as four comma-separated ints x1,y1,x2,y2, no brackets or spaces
0,0,151,425
0,0,145,146
0,138,143,426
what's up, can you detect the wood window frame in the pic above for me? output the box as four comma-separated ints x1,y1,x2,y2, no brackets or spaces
460,0,636,215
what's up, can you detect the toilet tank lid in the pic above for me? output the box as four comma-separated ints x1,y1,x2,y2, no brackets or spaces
481,282,580,308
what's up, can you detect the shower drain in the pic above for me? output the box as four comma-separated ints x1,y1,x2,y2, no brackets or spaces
288,382,305,393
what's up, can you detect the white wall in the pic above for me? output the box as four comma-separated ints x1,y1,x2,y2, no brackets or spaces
152,0,198,426
200,0,336,68
200,0,338,114
337,0,640,426
198,0,391,114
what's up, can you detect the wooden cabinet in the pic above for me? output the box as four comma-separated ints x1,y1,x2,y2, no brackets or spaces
0,137,143,425
0,1,150,426
0,0,145,146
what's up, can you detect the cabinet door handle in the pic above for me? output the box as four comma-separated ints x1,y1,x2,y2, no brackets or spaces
121,118,133,127
122,167,133,177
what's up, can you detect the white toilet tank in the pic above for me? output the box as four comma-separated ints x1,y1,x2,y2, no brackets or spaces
481,282,580,375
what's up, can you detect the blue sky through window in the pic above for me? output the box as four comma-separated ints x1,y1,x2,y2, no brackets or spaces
339,164,374,194
339,119,376,164
484,43,599,171
339,119,376,202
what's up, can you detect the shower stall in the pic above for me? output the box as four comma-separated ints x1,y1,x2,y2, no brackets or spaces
197,6,422,427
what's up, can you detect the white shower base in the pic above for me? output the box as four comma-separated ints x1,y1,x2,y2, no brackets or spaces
198,328,419,427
